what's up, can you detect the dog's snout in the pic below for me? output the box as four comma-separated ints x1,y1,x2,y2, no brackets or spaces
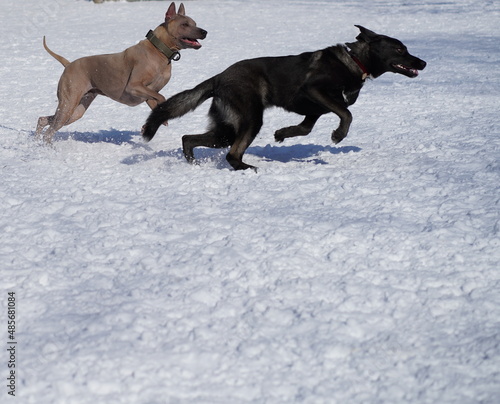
415,57,426,70
199,29,207,39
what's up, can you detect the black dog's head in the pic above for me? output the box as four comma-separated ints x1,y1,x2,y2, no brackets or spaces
350,25,426,78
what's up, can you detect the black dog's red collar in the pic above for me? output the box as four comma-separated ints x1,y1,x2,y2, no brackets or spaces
348,52,370,80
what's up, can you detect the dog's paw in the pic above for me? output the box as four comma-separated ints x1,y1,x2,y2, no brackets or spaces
274,128,287,143
235,162,258,172
332,130,346,144
182,149,195,164
274,126,299,143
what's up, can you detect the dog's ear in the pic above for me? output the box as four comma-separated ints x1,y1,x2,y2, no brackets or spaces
355,25,379,43
178,3,186,16
165,2,176,21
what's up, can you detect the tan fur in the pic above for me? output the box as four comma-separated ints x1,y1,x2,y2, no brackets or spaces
36,2,206,143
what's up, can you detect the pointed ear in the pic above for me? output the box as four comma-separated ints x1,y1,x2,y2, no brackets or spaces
165,2,176,22
178,3,185,16
355,25,379,42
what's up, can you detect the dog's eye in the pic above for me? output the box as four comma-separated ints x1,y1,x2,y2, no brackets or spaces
396,48,405,55
182,23,189,27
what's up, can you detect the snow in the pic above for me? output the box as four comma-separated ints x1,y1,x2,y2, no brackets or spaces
1,0,499,403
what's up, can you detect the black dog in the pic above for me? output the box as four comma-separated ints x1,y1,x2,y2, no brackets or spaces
142,26,426,170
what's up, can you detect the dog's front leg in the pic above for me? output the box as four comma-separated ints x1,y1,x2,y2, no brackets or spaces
146,99,159,110
330,106,352,144
128,83,167,106
274,115,319,143
307,89,352,144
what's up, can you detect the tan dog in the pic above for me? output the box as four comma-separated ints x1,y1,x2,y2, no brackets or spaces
36,2,206,142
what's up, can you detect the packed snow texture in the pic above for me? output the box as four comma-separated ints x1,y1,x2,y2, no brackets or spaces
1,0,499,403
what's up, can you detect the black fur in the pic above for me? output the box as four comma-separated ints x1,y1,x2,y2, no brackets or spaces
143,26,426,171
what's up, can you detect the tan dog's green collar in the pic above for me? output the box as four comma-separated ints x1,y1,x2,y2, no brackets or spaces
146,30,181,62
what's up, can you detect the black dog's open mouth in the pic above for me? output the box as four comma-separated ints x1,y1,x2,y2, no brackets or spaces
392,63,419,78
180,37,202,49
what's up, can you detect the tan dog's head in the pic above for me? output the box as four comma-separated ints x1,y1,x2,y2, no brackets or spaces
164,2,207,50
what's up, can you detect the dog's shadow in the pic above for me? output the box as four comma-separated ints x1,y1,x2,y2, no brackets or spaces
122,148,184,165
248,143,362,164
47,129,361,167
122,143,361,167
53,129,138,145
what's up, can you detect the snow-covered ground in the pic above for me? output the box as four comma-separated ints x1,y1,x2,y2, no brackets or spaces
1,0,499,402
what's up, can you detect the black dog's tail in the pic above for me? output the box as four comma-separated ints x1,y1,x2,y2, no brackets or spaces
142,78,215,142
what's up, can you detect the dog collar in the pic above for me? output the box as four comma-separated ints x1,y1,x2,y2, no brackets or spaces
346,49,370,80
146,30,181,62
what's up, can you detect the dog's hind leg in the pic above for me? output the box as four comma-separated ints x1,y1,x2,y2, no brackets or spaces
221,95,265,171
274,115,320,143
64,92,98,127
182,129,233,163
226,117,263,171
39,105,78,143
182,118,236,163
226,130,258,171
36,115,54,137
182,131,212,163
37,88,97,143
43,92,99,141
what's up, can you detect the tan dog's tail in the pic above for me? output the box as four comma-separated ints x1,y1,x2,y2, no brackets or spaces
43,36,70,67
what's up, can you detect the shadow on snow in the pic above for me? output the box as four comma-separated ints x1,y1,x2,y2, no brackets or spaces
122,143,361,167
19,126,361,168
248,144,361,164
53,128,137,145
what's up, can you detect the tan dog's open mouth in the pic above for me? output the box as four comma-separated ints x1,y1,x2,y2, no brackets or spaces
181,37,202,49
